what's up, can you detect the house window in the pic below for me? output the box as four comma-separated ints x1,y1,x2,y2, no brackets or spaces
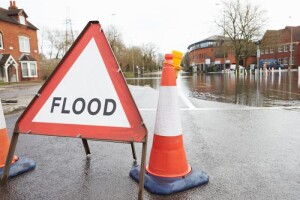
291,57,294,65
270,48,274,53
21,62,37,77
261,49,264,54
278,58,283,64
19,36,30,53
265,48,269,54
0,32,3,49
284,45,288,52
278,46,282,52
290,44,295,51
19,15,26,25
283,57,288,65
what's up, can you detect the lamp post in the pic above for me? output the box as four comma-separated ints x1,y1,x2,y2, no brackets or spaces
256,40,261,75
216,3,226,73
289,16,293,71
289,26,293,71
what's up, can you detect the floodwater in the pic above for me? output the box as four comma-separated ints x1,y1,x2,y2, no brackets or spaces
126,70,300,107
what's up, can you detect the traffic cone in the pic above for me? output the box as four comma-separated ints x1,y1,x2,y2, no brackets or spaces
130,54,209,195
0,100,36,179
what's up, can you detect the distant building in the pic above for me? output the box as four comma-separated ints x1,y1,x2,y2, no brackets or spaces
259,26,300,69
187,35,255,72
0,0,40,82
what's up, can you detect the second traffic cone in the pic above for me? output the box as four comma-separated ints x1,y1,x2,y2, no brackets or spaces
0,100,36,179
130,54,209,195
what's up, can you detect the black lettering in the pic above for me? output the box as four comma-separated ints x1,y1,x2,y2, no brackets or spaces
72,98,85,114
61,97,70,114
51,97,61,113
103,99,116,116
87,98,101,115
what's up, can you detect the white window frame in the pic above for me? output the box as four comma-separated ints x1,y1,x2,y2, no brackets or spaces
270,47,274,54
283,57,288,65
278,58,283,64
265,48,269,54
0,32,3,49
18,36,30,53
291,57,294,65
278,46,282,52
290,43,295,52
19,15,26,25
20,61,37,78
261,49,264,54
284,45,288,52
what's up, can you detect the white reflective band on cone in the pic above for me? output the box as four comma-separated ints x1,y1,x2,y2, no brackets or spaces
154,86,182,137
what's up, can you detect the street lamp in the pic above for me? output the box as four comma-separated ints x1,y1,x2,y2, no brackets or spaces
255,40,261,74
216,3,226,72
289,16,293,71
289,27,293,71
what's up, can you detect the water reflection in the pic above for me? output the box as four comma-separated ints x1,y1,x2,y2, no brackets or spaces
126,71,300,107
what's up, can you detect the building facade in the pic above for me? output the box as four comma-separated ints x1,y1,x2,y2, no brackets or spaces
187,35,255,72
0,1,40,82
259,26,300,69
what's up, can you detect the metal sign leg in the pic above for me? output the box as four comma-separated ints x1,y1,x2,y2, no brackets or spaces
82,139,91,155
1,132,19,184
130,141,137,166
138,136,147,200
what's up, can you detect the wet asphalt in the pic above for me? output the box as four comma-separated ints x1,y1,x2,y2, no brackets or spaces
1,84,300,200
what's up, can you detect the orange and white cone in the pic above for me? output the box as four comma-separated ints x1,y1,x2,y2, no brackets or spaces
146,53,191,177
0,100,36,178
130,54,209,195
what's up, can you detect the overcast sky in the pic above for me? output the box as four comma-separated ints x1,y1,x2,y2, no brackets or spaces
2,0,299,54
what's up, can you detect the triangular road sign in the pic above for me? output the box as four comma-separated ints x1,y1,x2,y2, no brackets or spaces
15,21,146,142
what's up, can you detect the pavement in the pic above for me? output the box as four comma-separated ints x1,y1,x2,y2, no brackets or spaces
1,82,300,200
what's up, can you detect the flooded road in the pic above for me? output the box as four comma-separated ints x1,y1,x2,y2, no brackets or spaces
127,70,300,107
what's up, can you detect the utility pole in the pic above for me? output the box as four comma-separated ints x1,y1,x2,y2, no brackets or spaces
289,26,293,71
289,16,293,71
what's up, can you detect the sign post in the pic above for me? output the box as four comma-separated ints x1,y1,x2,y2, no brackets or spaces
1,21,147,200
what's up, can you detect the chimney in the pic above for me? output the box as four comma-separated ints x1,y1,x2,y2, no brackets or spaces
8,1,18,10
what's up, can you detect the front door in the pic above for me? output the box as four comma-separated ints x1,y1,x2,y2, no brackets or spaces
7,64,17,82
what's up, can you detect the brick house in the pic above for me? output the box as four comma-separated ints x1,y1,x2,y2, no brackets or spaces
259,26,300,69
0,0,40,82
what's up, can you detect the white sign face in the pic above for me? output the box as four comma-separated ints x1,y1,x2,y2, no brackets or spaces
33,38,130,128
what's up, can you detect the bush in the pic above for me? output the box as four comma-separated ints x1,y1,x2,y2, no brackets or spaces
123,71,134,78
40,59,61,80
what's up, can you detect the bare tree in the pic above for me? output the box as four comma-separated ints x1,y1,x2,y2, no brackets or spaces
141,43,157,72
216,0,267,74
